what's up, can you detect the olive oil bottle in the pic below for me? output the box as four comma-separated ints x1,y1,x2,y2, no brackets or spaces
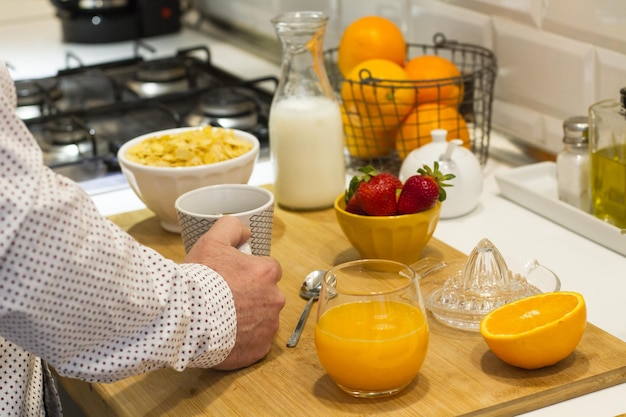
589,87,626,229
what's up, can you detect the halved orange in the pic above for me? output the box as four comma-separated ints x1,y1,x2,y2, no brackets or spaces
479,292,587,370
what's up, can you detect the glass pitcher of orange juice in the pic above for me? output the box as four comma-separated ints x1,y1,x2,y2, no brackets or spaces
314,259,429,398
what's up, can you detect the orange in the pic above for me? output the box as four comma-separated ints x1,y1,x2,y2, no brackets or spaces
405,55,464,106
395,103,470,159
337,16,406,77
341,59,416,136
480,292,587,370
341,104,396,159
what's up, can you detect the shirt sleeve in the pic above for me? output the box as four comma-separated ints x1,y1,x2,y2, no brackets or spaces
0,62,237,383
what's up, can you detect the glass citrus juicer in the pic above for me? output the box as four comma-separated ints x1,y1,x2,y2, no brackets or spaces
419,238,561,331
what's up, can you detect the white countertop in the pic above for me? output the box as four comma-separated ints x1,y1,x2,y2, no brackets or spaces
3,6,626,416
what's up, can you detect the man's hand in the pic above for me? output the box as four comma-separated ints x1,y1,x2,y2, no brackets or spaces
184,216,285,370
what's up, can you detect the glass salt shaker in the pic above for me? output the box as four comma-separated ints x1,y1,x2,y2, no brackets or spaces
269,11,345,210
556,116,590,212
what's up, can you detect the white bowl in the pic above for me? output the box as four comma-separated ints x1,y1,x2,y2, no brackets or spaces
117,127,260,233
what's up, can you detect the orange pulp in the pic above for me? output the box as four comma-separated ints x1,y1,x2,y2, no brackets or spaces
315,300,429,393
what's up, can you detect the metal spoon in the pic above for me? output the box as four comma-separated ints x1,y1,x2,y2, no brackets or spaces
286,269,325,348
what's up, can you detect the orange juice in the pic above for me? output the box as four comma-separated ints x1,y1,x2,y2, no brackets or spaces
315,300,429,393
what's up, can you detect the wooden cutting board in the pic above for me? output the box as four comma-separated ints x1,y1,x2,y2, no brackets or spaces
57,203,626,417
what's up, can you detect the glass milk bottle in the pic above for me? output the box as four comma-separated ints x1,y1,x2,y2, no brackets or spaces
589,87,626,229
269,11,345,210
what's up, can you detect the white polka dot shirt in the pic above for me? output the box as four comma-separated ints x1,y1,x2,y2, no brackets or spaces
0,62,237,416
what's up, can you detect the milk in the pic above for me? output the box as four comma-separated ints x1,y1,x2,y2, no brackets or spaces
269,96,345,210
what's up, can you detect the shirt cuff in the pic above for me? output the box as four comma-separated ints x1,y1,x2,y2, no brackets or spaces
179,263,237,368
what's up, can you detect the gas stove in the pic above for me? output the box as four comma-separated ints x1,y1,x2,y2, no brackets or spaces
15,43,277,192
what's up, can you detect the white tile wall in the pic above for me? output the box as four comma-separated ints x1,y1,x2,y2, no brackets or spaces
0,0,55,23
431,0,626,155
406,0,493,48
197,0,279,38
199,0,626,155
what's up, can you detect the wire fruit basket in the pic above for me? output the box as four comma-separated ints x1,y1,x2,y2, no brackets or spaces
325,33,497,173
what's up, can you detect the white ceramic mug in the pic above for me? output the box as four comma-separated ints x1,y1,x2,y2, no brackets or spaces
175,184,275,255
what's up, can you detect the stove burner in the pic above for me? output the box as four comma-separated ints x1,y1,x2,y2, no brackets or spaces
15,79,63,119
18,45,275,186
127,58,190,98
38,116,104,167
186,87,259,130
44,117,91,145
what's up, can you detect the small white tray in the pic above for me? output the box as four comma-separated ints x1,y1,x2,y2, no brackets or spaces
494,161,626,256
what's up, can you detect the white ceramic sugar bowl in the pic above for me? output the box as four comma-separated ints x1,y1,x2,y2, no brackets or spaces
399,129,483,218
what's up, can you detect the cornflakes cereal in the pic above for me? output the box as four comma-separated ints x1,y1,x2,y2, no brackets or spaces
125,127,253,167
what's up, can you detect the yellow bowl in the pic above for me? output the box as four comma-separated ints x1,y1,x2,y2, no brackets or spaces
334,193,441,264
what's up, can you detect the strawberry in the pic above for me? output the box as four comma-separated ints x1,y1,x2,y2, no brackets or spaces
344,166,402,216
344,165,376,207
355,179,398,216
397,162,455,214
345,194,366,215
373,172,402,190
